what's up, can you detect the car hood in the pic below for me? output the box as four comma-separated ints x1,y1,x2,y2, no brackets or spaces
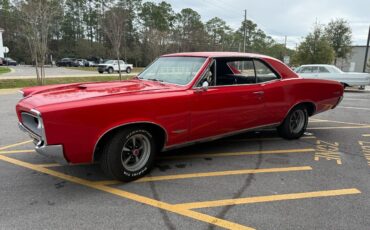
19,80,180,109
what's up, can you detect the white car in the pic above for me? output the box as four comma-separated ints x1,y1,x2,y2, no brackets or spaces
295,64,370,89
97,60,133,74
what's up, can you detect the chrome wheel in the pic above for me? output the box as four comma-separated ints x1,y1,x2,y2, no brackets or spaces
120,134,151,171
289,110,305,134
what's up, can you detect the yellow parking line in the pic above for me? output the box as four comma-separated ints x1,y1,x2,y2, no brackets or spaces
93,166,313,185
226,136,316,142
308,126,370,130
0,149,35,154
0,154,254,230
363,134,370,137
175,188,361,210
338,106,370,111
36,163,61,167
160,148,315,160
0,140,32,151
309,119,368,126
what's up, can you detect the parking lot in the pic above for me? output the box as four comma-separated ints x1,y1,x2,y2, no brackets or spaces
0,89,369,229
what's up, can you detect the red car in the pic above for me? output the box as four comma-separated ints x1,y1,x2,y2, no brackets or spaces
16,52,344,181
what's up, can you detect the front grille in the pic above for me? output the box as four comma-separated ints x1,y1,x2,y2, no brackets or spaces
21,112,42,137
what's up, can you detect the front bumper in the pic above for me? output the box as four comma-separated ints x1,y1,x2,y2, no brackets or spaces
18,122,68,165
35,144,67,165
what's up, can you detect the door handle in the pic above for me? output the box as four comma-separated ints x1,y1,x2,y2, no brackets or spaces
253,91,264,95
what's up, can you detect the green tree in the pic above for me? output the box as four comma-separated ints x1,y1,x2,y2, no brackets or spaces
139,1,175,63
294,25,334,65
205,17,232,50
102,6,128,80
173,8,205,52
325,19,352,64
17,0,63,84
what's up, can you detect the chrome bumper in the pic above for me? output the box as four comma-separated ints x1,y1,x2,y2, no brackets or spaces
35,144,68,165
18,122,68,165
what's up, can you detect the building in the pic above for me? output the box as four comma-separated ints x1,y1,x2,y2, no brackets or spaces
0,27,4,58
337,46,370,73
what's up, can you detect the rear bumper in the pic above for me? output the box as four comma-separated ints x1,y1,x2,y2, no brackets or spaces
332,96,343,109
18,122,68,165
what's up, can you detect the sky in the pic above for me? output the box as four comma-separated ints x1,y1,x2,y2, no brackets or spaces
151,0,370,49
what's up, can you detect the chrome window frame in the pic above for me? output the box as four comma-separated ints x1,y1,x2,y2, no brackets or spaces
193,57,281,89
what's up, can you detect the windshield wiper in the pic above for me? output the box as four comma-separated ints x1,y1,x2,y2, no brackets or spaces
147,78,163,82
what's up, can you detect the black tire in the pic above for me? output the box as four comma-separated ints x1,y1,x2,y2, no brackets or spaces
98,71,104,74
126,67,132,74
108,67,114,74
100,128,157,182
277,105,308,140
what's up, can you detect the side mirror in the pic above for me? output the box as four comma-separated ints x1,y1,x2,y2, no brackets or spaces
201,81,209,91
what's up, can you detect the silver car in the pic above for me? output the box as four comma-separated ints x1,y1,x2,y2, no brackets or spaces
295,64,370,89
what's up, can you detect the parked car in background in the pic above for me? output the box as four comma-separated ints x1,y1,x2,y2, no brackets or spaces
2,57,17,66
76,59,89,67
56,58,79,67
16,52,344,182
295,64,370,89
0,57,3,65
97,60,133,74
86,60,97,67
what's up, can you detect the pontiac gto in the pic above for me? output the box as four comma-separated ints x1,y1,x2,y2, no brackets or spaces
16,52,344,181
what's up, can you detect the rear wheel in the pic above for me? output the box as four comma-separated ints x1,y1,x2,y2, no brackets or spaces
277,105,308,139
100,128,156,182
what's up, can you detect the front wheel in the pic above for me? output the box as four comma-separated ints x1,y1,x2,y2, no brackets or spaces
277,105,308,140
108,67,114,74
126,67,132,74
100,128,156,182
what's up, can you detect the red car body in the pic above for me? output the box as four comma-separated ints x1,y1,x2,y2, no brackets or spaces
16,52,344,165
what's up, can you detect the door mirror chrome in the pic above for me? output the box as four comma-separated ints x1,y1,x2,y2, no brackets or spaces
202,81,209,90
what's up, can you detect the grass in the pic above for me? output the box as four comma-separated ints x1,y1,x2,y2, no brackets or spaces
65,66,145,73
0,75,134,89
0,67,11,75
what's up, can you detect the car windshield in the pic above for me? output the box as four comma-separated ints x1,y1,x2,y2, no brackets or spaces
104,60,114,64
138,57,206,85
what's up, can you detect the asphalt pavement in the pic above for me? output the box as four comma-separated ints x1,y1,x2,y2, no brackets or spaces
0,89,369,229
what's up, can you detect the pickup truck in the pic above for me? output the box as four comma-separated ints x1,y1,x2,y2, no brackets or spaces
97,60,133,74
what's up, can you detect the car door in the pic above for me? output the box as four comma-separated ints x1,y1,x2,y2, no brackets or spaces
254,59,287,124
189,58,265,141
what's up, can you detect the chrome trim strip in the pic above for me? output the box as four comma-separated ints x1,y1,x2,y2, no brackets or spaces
163,122,280,151
29,109,47,145
35,144,68,165
18,122,42,142
172,129,188,134
92,121,169,162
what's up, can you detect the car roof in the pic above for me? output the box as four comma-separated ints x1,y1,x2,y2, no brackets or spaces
162,52,274,59
299,64,335,68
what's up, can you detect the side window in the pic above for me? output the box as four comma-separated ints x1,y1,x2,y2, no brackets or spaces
254,60,279,83
223,60,256,85
319,67,329,73
300,67,313,73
